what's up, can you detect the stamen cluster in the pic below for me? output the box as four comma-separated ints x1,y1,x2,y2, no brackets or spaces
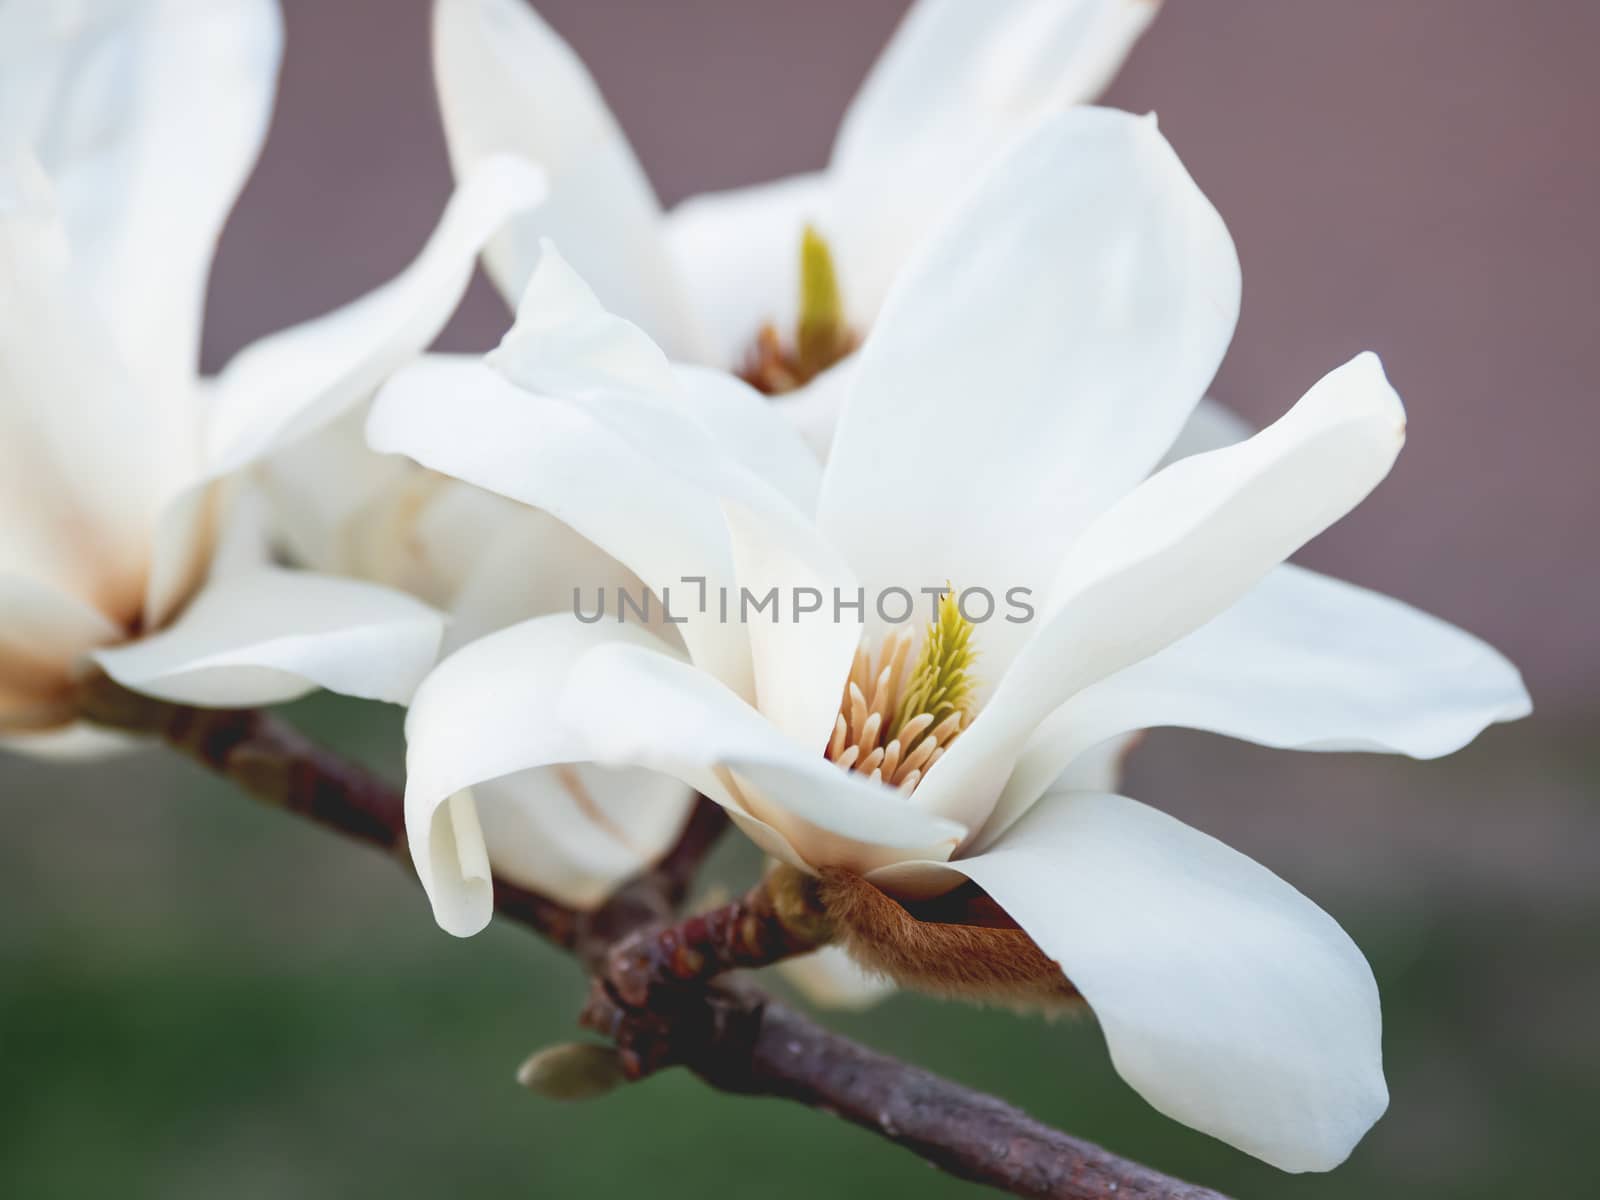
826,594,977,794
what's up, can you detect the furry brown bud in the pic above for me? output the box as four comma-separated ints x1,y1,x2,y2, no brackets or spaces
818,868,1082,1013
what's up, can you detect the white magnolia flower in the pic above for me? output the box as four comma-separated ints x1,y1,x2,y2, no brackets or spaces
265,0,1191,929
370,106,1530,1171
299,0,1184,929
0,0,545,749
432,0,1168,450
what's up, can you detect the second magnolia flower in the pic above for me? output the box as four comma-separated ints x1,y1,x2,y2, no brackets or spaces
367,106,1527,1174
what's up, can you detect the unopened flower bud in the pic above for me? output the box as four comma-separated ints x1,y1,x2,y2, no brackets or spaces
515,1041,626,1102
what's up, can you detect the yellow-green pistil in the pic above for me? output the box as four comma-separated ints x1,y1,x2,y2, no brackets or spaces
740,225,857,394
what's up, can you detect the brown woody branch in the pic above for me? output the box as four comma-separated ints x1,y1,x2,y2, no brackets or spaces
73,672,1230,1200
604,863,833,1006
583,983,1227,1200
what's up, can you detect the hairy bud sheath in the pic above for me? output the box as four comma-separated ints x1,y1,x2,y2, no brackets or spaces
820,870,1081,1014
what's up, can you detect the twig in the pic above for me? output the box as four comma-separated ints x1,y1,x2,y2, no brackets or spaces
582,982,1227,1200
74,673,1232,1200
718,997,1229,1200
604,864,833,1007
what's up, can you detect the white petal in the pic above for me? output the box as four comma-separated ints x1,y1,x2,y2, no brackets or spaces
487,239,677,396
1162,395,1253,463
818,108,1239,669
1051,730,1140,795
673,365,823,515
476,763,694,910
916,352,1407,831
983,563,1530,846
204,154,547,475
0,571,123,731
253,404,414,576
829,1,1161,315
0,571,122,686
773,355,858,462
446,502,652,652
953,791,1386,1172
562,643,965,873
401,613,681,934
1103,564,1536,761
779,945,896,1012
0,149,172,619
93,567,444,707
0,722,141,760
721,501,861,755
141,478,218,632
368,355,796,694
662,172,832,366
254,396,555,628
2,0,281,413
487,243,822,514
431,0,709,359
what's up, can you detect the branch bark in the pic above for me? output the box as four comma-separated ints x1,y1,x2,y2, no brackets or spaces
75,673,1232,1200
714,997,1229,1200
604,863,833,1007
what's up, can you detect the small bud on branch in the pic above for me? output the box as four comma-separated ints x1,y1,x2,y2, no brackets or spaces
517,1042,628,1101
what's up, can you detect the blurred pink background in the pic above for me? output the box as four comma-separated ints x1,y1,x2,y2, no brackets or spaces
207,0,1600,716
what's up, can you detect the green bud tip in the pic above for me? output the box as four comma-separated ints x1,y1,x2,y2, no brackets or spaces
516,1041,627,1102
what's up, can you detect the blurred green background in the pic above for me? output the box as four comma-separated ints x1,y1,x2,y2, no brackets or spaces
5,0,1598,1196
3,701,1593,1197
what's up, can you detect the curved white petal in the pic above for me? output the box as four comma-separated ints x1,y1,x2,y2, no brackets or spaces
917,353,1407,832
254,405,414,574
432,0,709,359
0,571,123,688
1,0,281,417
563,641,966,873
673,365,823,515
953,791,1386,1172
255,399,554,625
0,572,123,733
985,563,1531,846
829,1,1161,315
487,239,676,396
662,172,832,366
92,566,444,707
141,477,219,632
488,244,823,513
722,500,861,756
1052,730,1140,795
476,763,694,910
446,500,654,653
819,108,1239,671
0,149,172,618
402,613,680,934
205,154,547,475
779,945,896,1012
1162,395,1253,463
774,355,858,463
0,722,141,760
368,354,800,694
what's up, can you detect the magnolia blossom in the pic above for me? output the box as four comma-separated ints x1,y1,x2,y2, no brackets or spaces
432,0,1167,449
292,0,1195,930
0,0,545,749
257,0,1202,929
370,106,1530,1171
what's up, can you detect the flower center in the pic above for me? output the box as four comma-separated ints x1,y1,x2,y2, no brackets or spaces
739,225,858,394
826,591,978,794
